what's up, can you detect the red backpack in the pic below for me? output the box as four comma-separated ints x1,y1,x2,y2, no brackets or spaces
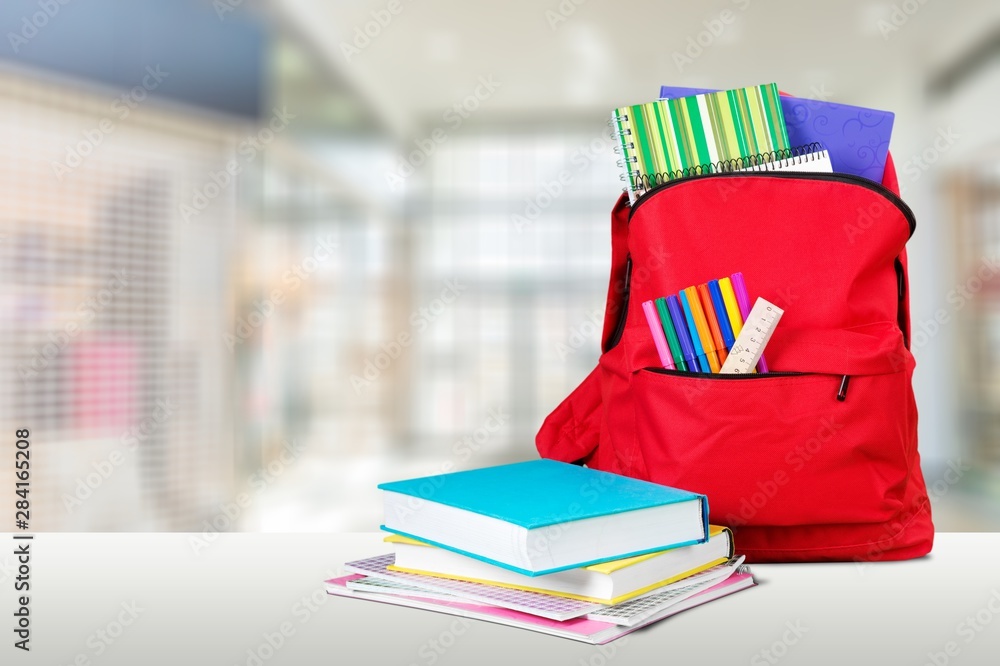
536,155,934,563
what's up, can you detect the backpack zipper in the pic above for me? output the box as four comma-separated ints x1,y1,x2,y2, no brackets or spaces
646,367,806,379
628,171,916,238
645,367,851,401
604,256,631,351
606,171,916,355
837,375,851,401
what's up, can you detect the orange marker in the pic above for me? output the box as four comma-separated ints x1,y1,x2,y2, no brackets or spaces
697,283,729,365
682,286,721,372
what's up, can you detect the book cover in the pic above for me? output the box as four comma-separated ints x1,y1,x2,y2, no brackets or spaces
613,83,790,200
659,85,894,182
378,459,706,530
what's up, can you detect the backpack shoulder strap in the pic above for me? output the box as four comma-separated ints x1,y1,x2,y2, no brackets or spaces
601,193,632,351
881,153,913,349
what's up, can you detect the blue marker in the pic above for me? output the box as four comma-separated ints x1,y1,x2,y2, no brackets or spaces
679,290,711,372
708,279,736,352
667,295,698,373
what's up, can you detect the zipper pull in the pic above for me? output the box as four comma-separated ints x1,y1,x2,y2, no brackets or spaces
837,375,851,402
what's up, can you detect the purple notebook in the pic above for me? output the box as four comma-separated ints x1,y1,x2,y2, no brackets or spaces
658,86,894,183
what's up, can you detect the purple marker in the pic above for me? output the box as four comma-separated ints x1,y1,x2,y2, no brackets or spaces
666,295,695,372
730,272,769,373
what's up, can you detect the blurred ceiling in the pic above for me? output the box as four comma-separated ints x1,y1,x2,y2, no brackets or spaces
276,0,1000,137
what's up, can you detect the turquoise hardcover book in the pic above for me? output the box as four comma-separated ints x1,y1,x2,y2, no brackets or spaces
379,459,709,576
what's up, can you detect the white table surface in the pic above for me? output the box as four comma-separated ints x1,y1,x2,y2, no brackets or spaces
3,532,998,665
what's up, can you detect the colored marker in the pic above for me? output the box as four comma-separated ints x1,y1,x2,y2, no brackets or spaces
678,290,712,372
655,297,685,371
642,300,675,370
683,287,721,373
708,279,737,353
697,283,728,365
666,295,695,372
718,277,744,338
731,272,769,372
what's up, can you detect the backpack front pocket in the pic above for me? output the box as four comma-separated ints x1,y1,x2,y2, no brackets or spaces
631,368,912,527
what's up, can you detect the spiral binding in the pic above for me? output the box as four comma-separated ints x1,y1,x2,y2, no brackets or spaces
611,111,640,188
622,142,826,191
736,563,752,575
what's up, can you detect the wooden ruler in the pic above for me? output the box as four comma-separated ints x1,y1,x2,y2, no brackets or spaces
719,298,783,374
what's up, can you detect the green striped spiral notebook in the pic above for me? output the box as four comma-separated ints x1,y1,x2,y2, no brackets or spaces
612,83,793,202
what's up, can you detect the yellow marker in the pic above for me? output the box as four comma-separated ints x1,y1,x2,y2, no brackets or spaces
718,277,756,373
683,287,721,373
718,277,744,337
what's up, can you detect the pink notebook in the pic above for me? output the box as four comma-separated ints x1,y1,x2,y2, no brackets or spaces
326,572,755,645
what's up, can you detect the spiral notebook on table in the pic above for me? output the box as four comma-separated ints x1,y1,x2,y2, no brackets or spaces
611,83,832,203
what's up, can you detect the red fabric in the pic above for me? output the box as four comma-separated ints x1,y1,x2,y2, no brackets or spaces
536,162,934,563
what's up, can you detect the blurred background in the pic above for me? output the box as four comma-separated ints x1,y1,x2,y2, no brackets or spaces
2,0,1000,532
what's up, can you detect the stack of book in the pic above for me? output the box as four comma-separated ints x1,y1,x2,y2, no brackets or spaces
326,460,755,644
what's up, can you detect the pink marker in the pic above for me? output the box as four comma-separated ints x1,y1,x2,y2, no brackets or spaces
642,300,675,370
730,272,769,373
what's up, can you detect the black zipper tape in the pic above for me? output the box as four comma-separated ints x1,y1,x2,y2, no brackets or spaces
628,171,916,239
603,172,917,355
645,368,806,379
604,255,631,352
645,366,850,401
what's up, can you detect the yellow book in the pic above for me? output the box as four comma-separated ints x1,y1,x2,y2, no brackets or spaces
386,525,734,605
